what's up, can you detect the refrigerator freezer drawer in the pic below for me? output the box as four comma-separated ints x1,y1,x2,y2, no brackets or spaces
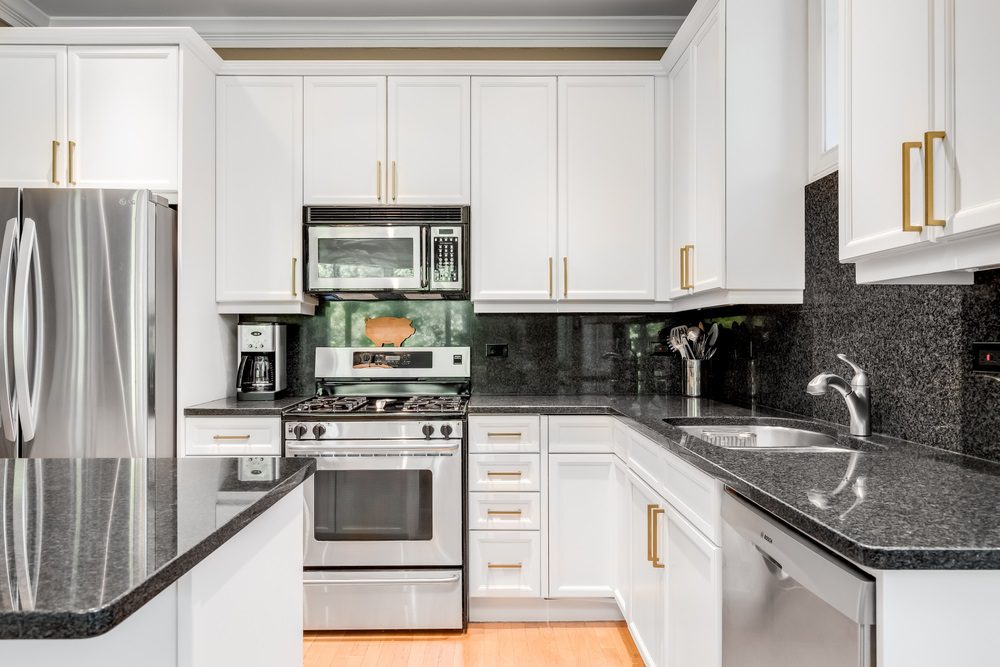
303,569,463,630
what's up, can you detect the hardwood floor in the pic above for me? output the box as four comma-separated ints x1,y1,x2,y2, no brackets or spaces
303,621,644,666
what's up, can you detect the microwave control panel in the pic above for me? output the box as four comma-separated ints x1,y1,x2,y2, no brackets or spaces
431,227,463,290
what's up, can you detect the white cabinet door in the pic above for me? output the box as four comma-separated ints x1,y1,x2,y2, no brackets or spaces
387,76,470,205
690,6,726,293
217,76,312,313
67,46,178,191
558,77,655,301
471,77,558,302
469,530,542,598
841,0,934,259
665,504,721,667
938,0,1000,239
184,417,282,457
548,454,616,598
613,456,631,616
548,415,614,454
0,46,66,188
303,76,386,205
667,48,695,299
628,469,665,667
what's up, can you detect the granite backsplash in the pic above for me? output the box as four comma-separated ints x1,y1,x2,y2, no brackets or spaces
243,171,1000,460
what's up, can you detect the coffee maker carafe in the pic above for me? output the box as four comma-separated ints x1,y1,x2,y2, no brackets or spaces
236,323,287,401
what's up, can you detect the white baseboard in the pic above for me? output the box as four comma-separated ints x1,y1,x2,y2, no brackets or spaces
469,597,624,623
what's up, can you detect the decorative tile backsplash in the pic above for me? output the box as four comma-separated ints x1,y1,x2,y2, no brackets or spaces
245,171,1000,460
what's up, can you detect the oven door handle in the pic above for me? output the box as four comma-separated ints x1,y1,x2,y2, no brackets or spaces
304,574,461,586
286,440,461,455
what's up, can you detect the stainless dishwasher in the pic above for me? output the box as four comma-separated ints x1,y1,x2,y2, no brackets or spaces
722,490,876,667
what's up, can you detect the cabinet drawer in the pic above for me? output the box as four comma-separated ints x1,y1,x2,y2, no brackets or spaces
469,415,540,453
627,429,670,493
469,531,541,598
549,415,614,453
468,492,541,531
184,416,282,456
468,454,540,492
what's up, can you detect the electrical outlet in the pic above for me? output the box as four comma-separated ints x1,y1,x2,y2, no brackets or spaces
485,344,509,358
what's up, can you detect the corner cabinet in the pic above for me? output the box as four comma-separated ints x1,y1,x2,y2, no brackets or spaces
216,76,316,315
471,76,655,311
0,45,178,192
662,0,807,309
841,0,1000,284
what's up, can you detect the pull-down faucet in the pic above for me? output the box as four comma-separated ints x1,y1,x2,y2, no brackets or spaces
806,354,871,437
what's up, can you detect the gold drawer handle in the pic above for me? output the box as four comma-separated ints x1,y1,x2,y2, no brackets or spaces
487,432,523,438
902,141,923,232
548,257,553,298
51,140,60,185
486,471,523,477
487,510,523,516
562,257,568,298
213,434,251,441
651,507,665,569
291,257,298,296
646,504,656,562
68,140,76,185
924,131,947,227
679,246,687,289
487,563,523,569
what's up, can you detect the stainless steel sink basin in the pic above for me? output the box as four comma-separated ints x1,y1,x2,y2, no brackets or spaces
670,423,856,453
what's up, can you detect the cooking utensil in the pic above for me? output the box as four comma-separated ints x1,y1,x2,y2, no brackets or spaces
670,326,692,359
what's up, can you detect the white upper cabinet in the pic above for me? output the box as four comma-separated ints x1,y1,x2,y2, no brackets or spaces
662,0,806,309
842,0,1000,284
216,76,315,315
387,76,470,205
471,77,558,302
0,46,66,188
559,76,655,301
304,77,386,205
67,46,178,191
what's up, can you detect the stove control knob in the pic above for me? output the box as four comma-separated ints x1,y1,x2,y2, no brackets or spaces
292,424,308,439
312,424,327,439
440,424,453,438
422,424,435,439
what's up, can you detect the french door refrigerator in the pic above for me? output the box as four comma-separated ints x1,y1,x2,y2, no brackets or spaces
0,188,176,459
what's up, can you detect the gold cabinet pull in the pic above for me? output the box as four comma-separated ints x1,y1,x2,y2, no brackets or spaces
486,471,522,477
213,434,251,440
646,504,656,562
487,432,522,438
487,563,523,569
391,160,397,202
562,257,568,298
902,141,923,232
376,160,382,202
487,510,523,516
548,257,553,298
68,140,76,185
684,245,695,289
291,257,298,296
651,507,665,568
51,140,60,185
924,131,947,227
679,246,688,289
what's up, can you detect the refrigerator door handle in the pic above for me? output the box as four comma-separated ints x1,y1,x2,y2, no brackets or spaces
13,218,41,443
0,218,18,442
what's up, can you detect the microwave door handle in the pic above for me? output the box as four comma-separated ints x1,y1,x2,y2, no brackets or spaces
421,227,429,289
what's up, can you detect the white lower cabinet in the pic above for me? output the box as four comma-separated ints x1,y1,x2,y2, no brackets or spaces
548,454,617,598
665,505,722,667
628,468,667,667
183,416,282,456
468,453,540,492
469,531,541,598
468,492,541,531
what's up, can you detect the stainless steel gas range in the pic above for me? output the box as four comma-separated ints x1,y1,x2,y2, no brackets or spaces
283,346,469,631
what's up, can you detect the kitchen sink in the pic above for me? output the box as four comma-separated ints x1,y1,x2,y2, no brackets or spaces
666,421,859,453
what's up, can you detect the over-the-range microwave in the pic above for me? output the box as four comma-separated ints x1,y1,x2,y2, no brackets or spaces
303,206,469,299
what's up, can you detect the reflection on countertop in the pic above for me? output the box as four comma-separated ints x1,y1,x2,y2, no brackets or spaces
470,394,1000,570
0,456,314,639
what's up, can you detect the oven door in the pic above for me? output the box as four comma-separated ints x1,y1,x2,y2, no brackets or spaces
291,439,462,567
307,225,426,292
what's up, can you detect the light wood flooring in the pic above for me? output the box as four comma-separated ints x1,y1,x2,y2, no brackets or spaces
303,621,644,666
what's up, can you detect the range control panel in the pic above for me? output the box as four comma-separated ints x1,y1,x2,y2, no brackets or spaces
973,342,1000,374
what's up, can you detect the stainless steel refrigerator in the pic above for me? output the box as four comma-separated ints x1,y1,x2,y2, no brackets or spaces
0,189,176,458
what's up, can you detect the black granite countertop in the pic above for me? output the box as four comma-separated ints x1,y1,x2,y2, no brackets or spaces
184,395,310,416
0,456,314,639
470,394,1000,570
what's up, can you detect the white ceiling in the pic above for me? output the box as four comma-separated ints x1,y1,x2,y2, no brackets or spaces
29,0,696,18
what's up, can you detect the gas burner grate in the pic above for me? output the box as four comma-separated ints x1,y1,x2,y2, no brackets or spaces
292,396,369,413
402,396,467,413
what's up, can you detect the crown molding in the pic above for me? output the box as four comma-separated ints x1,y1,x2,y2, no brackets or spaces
44,15,684,48
0,0,48,26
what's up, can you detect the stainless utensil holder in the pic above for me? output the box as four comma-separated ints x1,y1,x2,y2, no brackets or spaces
683,359,705,397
